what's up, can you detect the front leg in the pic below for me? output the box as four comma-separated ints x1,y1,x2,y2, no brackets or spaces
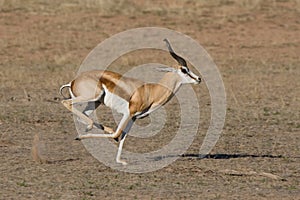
76,113,135,165
116,131,128,165
76,113,132,139
115,117,135,165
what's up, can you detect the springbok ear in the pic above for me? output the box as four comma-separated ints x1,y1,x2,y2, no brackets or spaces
156,67,176,72
164,38,187,67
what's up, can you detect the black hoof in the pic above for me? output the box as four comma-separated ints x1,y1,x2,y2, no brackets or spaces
75,136,81,141
94,123,104,130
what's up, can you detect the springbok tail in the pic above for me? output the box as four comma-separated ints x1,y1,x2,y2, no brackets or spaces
59,83,71,99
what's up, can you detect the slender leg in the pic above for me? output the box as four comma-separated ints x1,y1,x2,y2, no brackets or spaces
62,99,94,131
77,113,136,165
76,101,99,126
116,132,128,165
82,101,114,134
62,99,114,133
115,118,135,165
77,113,132,140
71,99,137,164
82,100,101,116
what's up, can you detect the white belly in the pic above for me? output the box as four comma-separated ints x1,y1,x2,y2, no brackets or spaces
103,85,129,115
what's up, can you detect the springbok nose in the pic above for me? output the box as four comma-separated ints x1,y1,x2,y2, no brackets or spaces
197,77,201,83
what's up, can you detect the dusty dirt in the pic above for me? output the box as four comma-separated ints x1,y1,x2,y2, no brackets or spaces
0,0,299,199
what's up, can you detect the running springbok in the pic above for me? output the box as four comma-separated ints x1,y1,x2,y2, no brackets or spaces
60,39,201,165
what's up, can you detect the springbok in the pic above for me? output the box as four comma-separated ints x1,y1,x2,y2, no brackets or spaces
60,39,201,165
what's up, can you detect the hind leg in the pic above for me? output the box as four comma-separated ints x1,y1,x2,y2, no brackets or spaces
82,100,101,116
62,98,95,131
81,101,114,134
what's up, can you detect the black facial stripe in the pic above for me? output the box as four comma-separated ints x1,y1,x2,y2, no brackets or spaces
181,68,188,74
181,66,190,74
187,72,195,79
180,67,199,81
186,71,199,81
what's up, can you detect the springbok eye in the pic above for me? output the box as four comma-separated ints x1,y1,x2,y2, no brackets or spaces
181,67,189,74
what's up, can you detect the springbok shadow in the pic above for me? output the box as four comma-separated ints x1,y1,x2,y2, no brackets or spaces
151,153,286,162
181,153,285,159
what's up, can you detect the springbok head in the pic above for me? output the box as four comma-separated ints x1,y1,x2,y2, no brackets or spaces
163,38,201,84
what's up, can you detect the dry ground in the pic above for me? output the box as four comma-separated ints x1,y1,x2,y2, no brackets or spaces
0,0,299,199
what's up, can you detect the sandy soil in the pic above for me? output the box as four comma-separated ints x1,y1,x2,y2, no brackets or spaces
0,0,299,199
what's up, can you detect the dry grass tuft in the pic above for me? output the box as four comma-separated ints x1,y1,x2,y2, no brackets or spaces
31,133,49,164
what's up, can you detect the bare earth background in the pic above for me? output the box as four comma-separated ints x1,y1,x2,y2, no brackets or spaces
0,0,299,199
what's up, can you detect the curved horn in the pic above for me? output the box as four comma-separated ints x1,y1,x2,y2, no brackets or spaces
163,38,187,67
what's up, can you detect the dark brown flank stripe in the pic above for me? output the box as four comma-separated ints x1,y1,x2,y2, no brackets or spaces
99,71,133,101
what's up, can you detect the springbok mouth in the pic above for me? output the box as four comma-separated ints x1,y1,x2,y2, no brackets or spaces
187,73,201,84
